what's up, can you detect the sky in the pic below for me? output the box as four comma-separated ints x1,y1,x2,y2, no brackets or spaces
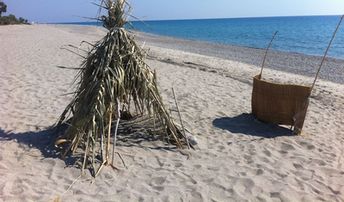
4,0,344,23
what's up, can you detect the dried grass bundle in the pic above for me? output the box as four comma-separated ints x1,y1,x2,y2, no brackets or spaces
55,0,188,176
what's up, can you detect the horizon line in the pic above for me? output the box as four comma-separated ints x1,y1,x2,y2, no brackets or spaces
47,14,342,24
133,14,342,22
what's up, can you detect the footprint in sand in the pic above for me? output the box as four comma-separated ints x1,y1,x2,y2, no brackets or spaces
293,163,303,169
151,176,167,186
174,162,183,168
194,164,202,169
233,178,255,196
299,141,316,150
263,149,272,157
280,142,295,151
270,192,281,199
217,145,225,151
190,191,204,202
256,169,264,175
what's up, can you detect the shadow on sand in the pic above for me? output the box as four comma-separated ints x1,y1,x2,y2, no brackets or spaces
0,119,179,177
114,119,178,151
0,127,79,166
0,127,58,157
213,113,293,138
0,120,177,164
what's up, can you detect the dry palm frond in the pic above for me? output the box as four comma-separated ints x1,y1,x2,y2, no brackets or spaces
55,0,188,176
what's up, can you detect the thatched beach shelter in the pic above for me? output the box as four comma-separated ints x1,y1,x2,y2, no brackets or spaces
55,0,188,176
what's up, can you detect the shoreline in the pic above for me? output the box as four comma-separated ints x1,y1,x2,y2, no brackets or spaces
132,30,344,84
50,23,344,60
48,24,344,84
134,30,344,61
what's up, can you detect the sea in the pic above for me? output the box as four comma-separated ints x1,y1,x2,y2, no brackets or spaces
62,16,344,59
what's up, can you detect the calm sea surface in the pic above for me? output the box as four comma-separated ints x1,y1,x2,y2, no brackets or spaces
62,16,344,59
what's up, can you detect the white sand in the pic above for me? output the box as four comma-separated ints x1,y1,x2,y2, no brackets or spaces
0,25,343,202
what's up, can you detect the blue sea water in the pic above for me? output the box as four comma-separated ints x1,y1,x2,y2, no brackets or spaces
63,16,344,59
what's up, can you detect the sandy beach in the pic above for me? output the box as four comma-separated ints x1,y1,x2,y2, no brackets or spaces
0,24,344,201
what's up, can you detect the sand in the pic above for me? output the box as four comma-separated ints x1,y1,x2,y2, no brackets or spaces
0,25,343,202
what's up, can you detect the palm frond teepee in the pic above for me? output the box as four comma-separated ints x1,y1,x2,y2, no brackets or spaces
55,0,188,176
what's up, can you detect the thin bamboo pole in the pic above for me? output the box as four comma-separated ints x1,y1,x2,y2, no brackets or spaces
172,88,190,149
112,99,121,165
311,15,344,91
260,31,278,77
82,131,91,174
106,103,113,164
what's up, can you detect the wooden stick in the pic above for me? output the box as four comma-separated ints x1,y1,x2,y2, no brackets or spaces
311,15,344,91
62,174,82,195
149,91,183,148
95,161,107,177
82,132,91,174
100,131,104,162
106,103,113,165
116,152,127,169
260,31,278,77
112,99,121,165
172,88,190,149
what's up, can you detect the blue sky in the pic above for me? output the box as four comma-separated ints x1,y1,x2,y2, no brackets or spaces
4,0,344,23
